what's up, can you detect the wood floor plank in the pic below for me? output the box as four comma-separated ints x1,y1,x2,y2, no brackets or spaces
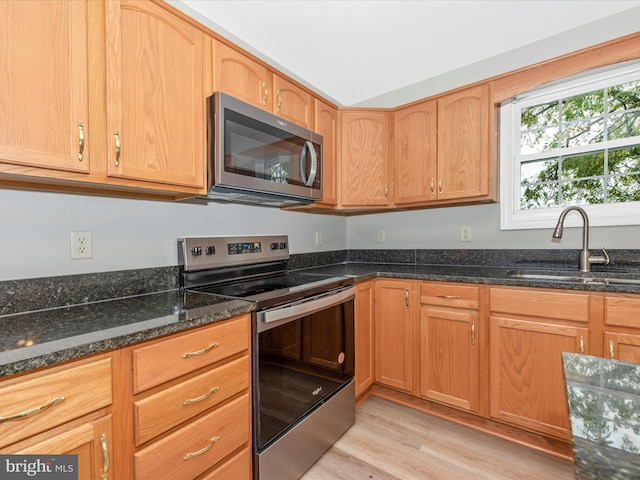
301,395,576,480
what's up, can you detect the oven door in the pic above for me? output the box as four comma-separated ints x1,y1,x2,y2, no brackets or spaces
253,286,355,452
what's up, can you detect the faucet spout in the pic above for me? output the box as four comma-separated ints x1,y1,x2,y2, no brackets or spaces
552,206,609,273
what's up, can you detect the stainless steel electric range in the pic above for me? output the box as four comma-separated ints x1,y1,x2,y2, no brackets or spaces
178,235,355,480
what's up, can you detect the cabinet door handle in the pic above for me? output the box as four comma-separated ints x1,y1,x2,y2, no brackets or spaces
113,131,121,167
262,81,268,106
438,176,443,194
100,433,109,480
183,436,219,461
277,90,282,112
0,396,65,423
609,339,615,359
77,122,85,161
435,294,460,300
430,179,434,194
182,342,219,359
183,386,220,406
405,288,409,308
579,336,585,355
471,321,475,346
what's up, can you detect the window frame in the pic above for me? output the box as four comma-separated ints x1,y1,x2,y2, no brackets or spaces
500,60,640,231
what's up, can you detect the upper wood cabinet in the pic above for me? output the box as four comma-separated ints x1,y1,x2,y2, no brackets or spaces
436,84,493,201
340,109,392,208
0,0,90,174
313,99,338,206
394,100,437,205
273,75,314,129
212,39,270,110
105,0,205,188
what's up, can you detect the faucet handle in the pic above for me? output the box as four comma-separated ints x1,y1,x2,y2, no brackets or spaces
590,246,610,266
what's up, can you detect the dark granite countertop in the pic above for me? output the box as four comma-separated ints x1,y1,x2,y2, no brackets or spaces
0,289,254,378
563,353,640,479
2,253,639,380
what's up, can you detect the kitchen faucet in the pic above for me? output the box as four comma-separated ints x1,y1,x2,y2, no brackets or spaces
552,206,609,273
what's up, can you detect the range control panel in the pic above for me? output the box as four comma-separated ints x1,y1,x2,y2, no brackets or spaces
178,235,289,271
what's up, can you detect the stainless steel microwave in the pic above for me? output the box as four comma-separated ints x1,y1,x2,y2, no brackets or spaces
203,92,322,206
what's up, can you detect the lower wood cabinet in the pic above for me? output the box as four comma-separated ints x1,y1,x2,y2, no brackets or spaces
603,294,640,363
374,279,416,393
355,280,375,397
419,282,481,413
489,287,589,439
0,355,114,479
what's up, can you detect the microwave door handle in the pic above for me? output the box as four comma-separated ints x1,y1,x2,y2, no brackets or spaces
299,141,317,187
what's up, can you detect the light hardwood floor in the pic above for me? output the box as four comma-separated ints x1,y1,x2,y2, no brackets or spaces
301,395,576,480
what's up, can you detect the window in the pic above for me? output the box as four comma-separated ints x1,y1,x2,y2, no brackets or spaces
500,60,640,230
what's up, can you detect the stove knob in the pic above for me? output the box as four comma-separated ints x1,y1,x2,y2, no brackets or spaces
270,243,278,250
191,246,202,256
205,246,215,255
280,242,287,250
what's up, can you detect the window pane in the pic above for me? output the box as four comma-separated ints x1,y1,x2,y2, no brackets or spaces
608,110,640,140
561,151,605,178
609,145,640,174
521,182,559,209
608,80,640,113
562,118,605,147
521,158,558,182
521,126,559,153
608,174,640,203
521,101,559,129
561,178,604,205
563,90,605,121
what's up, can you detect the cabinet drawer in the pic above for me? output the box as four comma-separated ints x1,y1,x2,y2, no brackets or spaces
133,315,249,393
135,393,250,480
420,283,479,309
490,287,589,323
605,295,640,328
197,446,251,480
135,355,250,445
0,357,112,448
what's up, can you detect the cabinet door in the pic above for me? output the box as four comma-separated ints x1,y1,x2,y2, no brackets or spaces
437,84,491,200
394,100,437,205
340,110,391,207
490,316,587,439
2,415,113,480
105,0,204,188
273,75,313,129
355,280,375,397
314,99,338,206
374,280,413,392
212,39,270,110
0,0,89,173
605,332,640,364
420,307,479,412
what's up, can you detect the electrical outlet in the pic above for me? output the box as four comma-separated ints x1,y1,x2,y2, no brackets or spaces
71,231,93,259
460,226,472,242
377,230,385,243
315,231,323,246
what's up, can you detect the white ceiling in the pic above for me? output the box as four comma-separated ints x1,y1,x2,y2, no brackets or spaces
172,1,640,106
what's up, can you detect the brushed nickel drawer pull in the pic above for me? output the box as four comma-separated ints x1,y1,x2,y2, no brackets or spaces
182,342,219,359
435,294,460,299
100,433,109,480
183,386,220,406
0,396,65,423
183,436,219,461
77,121,85,161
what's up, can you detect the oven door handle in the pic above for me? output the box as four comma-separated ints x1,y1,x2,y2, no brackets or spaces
256,286,354,332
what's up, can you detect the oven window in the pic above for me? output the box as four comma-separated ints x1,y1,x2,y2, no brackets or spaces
255,299,354,450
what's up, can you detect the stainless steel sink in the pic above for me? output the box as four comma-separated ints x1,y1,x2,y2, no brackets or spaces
506,270,640,285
